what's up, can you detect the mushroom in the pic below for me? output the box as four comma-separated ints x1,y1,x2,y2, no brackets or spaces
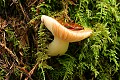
41,15,92,56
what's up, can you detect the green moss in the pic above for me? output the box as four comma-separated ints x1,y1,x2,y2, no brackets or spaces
0,0,120,80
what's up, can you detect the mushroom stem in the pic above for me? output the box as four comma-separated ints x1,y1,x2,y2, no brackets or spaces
47,37,69,56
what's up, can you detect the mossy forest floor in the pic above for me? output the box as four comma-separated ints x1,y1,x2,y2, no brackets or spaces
0,0,120,80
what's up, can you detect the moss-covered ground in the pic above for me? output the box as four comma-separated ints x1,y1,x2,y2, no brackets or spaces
0,0,120,80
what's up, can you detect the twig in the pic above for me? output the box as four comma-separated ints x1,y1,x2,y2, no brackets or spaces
5,62,14,76
16,66,32,80
16,66,29,74
5,62,15,80
28,0,38,8
0,42,19,64
18,0,30,21
24,62,39,80
3,32,6,46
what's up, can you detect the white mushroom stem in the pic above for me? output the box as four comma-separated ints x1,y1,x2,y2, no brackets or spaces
47,37,69,56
